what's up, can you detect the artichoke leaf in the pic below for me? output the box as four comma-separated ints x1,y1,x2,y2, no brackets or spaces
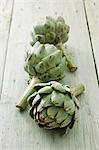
51,82,66,93
34,82,50,91
61,115,72,128
45,44,58,56
51,91,65,106
32,94,41,106
34,25,45,34
47,107,59,119
64,96,75,115
35,50,62,74
37,94,52,112
27,92,38,105
55,108,68,124
39,109,54,123
44,17,55,33
46,121,60,129
33,44,46,60
38,86,53,94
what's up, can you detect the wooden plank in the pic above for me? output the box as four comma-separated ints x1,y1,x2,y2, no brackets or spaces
0,0,99,149
0,0,14,95
84,0,99,82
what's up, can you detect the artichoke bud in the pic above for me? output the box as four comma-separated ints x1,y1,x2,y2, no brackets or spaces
32,16,69,44
24,42,66,82
28,81,85,131
30,17,77,72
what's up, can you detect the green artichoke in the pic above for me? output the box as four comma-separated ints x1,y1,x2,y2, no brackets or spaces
31,16,70,45
28,81,85,132
24,41,66,81
24,41,77,82
30,16,77,72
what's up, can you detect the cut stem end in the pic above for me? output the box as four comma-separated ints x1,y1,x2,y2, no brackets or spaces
16,77,41,111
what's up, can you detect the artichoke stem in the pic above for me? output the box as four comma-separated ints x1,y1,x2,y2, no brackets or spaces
56,43,77,72
16,77,41,110
71,84,85,97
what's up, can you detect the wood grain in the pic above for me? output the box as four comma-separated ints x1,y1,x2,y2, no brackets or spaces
0,0,99,150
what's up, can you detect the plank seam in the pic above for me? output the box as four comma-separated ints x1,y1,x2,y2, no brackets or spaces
82,0,99,86
0,0,15,100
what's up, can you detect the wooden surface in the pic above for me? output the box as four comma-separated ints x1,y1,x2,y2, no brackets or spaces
84,0,99,82
0,0,99,150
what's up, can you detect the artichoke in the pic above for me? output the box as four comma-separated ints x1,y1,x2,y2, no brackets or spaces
31,16,77,72
24,41,77,81
31,16,69,45
28,81,85,132
24,41,66,82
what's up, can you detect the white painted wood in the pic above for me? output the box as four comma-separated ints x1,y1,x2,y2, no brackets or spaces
0,0,14,94
84,0,99,81
0,0,99,150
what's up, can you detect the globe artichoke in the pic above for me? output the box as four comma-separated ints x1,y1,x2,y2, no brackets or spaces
31,16,70,45
24,41,77,81
27,81,85,132
24,41,66,82
31,16,77,72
